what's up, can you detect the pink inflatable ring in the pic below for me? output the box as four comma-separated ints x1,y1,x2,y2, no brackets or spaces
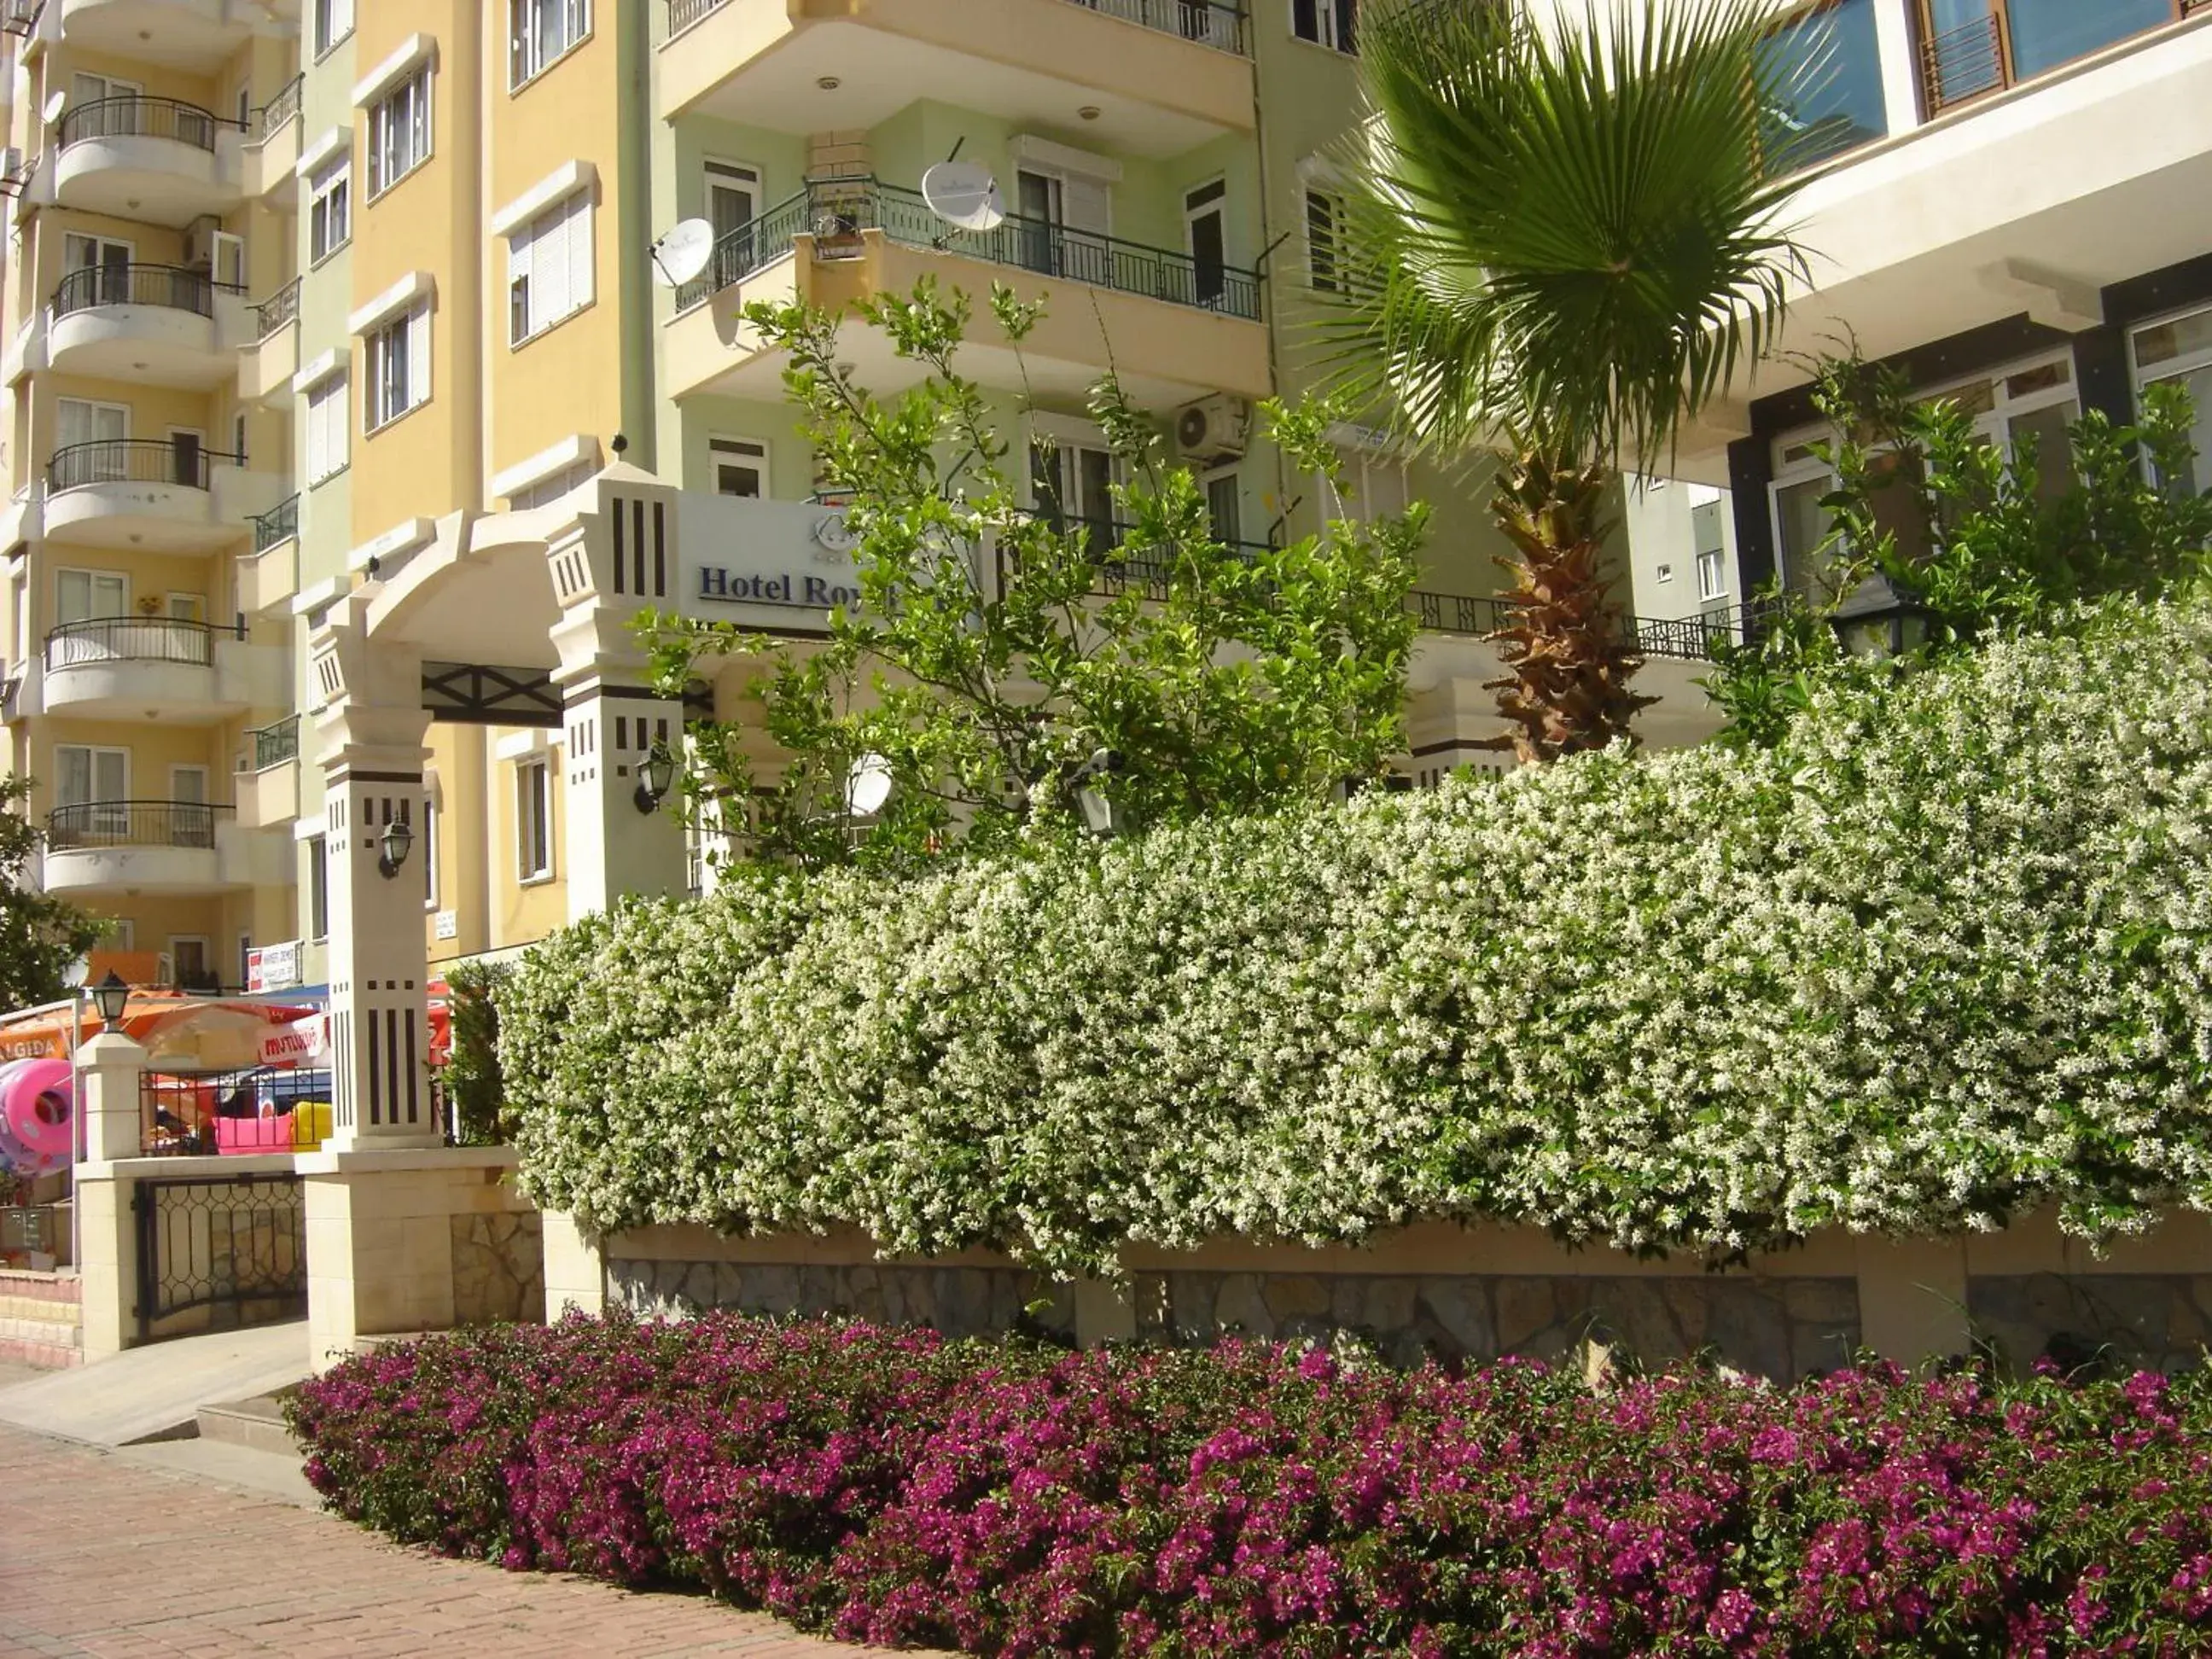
3,1057,75,1161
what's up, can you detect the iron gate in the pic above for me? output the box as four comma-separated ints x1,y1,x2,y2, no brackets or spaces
131,1174,306,1343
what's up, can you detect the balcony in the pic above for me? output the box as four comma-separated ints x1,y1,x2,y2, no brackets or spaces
56,0,258,71
238,280,300,406
46,264,252,387
235,715,300,830
39,615,278,722
44,800,233,895
240,495,300,615
667,178,1269,410
661,0,1251,156
42,439,270,555
243,75,303,209
53,96,244,228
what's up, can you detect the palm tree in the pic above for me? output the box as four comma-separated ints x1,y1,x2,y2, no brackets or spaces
1329,0,1809,762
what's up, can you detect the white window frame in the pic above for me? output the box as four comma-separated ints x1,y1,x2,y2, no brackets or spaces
1696,547,1728,603
313,0,355,60
1304,188,1344,294
2128,301,2212,493
1292,0,1357,53
515,756,553,884
511,0,591,90
306,372,351,482
55,566,129,626
708,435,770,499
366,67,432,200
506,188,594,346
363,305,430,433
422,798,440,911
309,156,351,265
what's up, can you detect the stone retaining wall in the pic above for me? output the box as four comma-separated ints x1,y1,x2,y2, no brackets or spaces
586,1212,2212,1383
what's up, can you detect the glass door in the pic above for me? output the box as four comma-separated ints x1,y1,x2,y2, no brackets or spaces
52,568,127,666
705,160,760,288
61,233,132,308
55,399,129,484
170,765,213,848
1185,180,1226,309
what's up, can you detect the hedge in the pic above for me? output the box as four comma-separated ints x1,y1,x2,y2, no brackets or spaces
290,1313,2212,1656
504,598,2212,1276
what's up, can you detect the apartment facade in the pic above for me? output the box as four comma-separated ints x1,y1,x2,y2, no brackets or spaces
1654,0,2212,609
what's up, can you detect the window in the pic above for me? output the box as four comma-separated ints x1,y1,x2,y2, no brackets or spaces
1305,189,1342,292
61,234,131,307
1919,0,2176,114
515,757,552,882
507,189,593,345
313,0,354,57
54,399,129,486
1761,0,1887,170
704,160,761,283
55,568,127,625
1185,179,1226,309
1292,0,1357,53
166,591,204,623
1327,444,1410,525
2132,305,2212,500
512,0,590,86
1014,166,1111,283
422,800,439,910
309,158,351,263
1656,562,1675,584
54,745,128,839
363,306,429,432
709,436,768,498
308,835,329,940
1205,471,1242,545
1696,547,1728,602
306,374,350,480
366,67,431,198
1032,437,1126,546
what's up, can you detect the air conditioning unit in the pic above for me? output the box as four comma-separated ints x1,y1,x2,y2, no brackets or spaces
1175,395,1250,464
181,218,222,271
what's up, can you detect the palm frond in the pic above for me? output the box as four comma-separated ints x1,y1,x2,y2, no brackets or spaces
1320,0,1813,472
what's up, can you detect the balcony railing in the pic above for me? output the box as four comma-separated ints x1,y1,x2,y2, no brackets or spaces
255,74,304,141
51,263,240,321
47,439,241,494
1412,590,1520,637
44,615,239,671
1917,0,2202,117
0,0,43,38
678,177,1262,321
253,494,299,552
251,715,300,771
1920,9,2007,112
47,800,231,852
57,96,231,154
253,278,300,340
1413,592,1795,661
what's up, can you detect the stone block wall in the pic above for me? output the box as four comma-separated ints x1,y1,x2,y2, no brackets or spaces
451,1212,545,1326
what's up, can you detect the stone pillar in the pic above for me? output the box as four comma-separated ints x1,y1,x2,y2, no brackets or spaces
310,595,438,1151
71,1031,146,1359
553,671,689,922
541,1211,607,1319
1854,1236,1971,1366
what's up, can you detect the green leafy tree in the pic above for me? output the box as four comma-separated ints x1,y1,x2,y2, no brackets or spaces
1328,0,1807,762
0,777,104,1010
643,278,1423,872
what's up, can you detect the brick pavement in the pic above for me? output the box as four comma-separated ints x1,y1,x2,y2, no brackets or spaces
0,1423,930,1658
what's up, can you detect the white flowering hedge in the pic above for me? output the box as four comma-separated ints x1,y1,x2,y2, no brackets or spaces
505,599,2212,1276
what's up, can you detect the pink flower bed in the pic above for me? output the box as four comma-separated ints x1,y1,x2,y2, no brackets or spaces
290,1313,2212,1656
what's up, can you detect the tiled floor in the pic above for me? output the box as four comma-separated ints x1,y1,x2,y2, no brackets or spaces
0,1423,916,1657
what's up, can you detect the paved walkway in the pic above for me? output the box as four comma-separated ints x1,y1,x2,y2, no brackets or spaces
0,1423,913,1658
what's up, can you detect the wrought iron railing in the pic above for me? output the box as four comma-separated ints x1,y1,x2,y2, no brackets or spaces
1057,0,1246,51
47,799,232,851
1412,589,1519,637
1411,592,1797,661
672,189,812,311
1920,9,2006,113
51,263,238,320
130,1171,306,1335
679,178,1263,320
253,277,300,340
252,715,300,771
256,73,303,140
667,0,725,33
57,95,230,153
47,439,240,493
44,615,236,671
253,493,299,551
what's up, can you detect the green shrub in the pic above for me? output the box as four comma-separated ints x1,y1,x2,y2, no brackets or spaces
445,958,515,1146
506,597,2212,1276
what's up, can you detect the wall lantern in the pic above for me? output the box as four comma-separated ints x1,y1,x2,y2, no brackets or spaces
378,816,415,879
635,741,678,815
1829,570,1932,660
1074,748,1129,838
88,970,130,1026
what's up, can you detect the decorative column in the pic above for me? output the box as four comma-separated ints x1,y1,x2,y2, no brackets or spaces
308,593,438,1151
546,474,690,923
72,1029,147,1359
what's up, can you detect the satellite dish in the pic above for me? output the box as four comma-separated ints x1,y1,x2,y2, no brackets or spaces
845,753,894,818
920,161,1005,234
648,218,715,288
42,91,66,125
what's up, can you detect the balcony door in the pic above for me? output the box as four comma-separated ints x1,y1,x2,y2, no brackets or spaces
52,568,127,667
55,398,129,485
168,427,204,488
1185,179,1227,309
61,234,131,309
171,765,214,849
704,160,760,288
54,744,129,841
1016,168,1111,286
68,73,141,141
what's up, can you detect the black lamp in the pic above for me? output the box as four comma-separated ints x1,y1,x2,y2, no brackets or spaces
378,815,415,878
634,740,677,814
89,969,129,1026
1829,570,1931,660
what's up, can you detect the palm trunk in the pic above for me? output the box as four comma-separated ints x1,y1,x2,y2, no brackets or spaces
1480,450,1656,765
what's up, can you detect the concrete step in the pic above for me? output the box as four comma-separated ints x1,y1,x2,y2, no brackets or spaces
0,1315,81,1353
0,1318,309,1446
0,1295,83,1328
195,1394,297,1458
0,1336,82,1370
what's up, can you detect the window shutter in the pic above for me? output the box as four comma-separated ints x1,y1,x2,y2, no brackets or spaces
407,304,430,408
1062,175,1112,238
331,377,350,472
306,387,328,480
568,193,594,311
509,219,536,339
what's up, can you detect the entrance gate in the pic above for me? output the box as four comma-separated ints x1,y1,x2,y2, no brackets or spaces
131,1173,306,1343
